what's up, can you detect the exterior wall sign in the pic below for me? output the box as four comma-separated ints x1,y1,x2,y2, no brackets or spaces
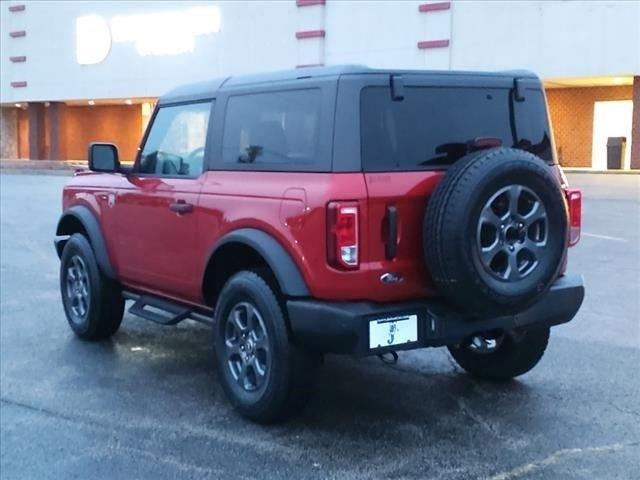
76,6,221,65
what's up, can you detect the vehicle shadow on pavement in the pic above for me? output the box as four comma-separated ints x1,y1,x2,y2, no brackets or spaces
296,353,534,427
42,318,640,479
60,315,537,432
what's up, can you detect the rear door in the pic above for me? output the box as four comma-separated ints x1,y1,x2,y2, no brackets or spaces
358,74,553,300
112,100,213,302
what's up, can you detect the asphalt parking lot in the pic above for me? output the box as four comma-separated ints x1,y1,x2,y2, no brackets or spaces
1,172,638,480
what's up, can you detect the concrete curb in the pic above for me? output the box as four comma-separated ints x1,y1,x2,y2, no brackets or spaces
2,160,638,175
1,168,75,176
0,160,85,176
563,168,639,175
1,159,85,170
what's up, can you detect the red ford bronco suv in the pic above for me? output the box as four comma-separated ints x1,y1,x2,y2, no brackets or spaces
55,66,584,423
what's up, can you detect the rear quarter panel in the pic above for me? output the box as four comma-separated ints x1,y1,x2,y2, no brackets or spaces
197,171,373,300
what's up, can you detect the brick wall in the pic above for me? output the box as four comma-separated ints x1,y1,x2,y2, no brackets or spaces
546,85,633,167
61,105,142,161
0,108,18,159
18,108,29,158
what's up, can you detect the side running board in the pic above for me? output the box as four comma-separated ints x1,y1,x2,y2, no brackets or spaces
123,291,214,327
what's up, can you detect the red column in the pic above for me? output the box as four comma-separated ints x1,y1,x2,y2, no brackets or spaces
27,102,45,160
47,102,64,160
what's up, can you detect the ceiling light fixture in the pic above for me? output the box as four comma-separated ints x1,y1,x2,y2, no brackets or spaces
88,100,95,105
125,99,133,105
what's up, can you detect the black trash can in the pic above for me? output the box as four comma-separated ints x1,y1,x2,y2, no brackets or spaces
606,137,626,170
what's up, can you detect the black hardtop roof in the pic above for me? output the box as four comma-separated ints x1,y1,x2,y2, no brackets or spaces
159,65,538,103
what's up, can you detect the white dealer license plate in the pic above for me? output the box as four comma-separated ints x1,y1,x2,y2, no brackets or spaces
369,314,418,349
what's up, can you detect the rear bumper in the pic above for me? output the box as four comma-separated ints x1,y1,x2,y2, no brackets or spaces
286,274,584,356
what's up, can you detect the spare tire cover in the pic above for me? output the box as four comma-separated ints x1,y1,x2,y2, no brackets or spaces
423,148,568,315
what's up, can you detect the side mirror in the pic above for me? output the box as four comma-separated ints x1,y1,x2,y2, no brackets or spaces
88,143,120,172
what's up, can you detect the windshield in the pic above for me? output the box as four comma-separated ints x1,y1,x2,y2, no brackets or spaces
360,86,553,171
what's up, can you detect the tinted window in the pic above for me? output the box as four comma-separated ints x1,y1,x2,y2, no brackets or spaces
222,89,321,168
139,101,211,176
360,86,552,171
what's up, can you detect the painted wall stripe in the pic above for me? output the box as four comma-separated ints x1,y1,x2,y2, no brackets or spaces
11,81,27,88
417,39,450,49
296,0,325,7
8,4,26,12
9,56,26,63
419,2,451,13
296,30,326,40
9,30,26,38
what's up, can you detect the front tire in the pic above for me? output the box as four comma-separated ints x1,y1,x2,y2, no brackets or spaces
448,327,550,381
60,233,124,340
213,271,319,423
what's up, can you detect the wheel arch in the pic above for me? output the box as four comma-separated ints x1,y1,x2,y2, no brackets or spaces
55,206,116,280
202,228,310,307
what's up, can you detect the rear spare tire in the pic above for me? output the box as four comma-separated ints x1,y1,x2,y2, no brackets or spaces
423,148,568,315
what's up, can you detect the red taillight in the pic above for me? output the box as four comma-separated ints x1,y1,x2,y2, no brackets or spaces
566,189,582,246
327,202,359,269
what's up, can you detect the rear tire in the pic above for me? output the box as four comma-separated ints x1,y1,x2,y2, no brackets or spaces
213,271,320,423
60,233,124,340
448,327,550,381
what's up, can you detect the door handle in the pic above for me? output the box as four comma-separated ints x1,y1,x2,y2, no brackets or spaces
385,205,398,260
169,200,194,214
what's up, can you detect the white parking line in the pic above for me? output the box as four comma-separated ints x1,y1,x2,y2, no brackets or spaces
582,232,629,242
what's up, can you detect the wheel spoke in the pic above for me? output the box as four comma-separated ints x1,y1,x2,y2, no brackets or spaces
72,256,83,273
67,267,77,281
254,334,269,352
245,305,256,332
225,339,241,356
237,360,248,385
252,356,266,379
480,240,502,265
508,185,522,217
522,237,545,260
76,293,86,316
506,253,521,280
480,207,503,229
66,278,75,298
523,202,546,226
231,308,247,334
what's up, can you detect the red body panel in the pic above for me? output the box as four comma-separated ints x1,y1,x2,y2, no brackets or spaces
363,171,445,300
62,163,576,307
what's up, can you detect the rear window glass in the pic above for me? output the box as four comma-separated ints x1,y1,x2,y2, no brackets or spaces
222,89,321,168
360,86,553,171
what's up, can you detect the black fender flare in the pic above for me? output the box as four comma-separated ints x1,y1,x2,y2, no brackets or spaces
55,205,116,280
207,228,310,297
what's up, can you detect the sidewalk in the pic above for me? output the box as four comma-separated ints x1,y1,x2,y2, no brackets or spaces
0,159,86,175
563,167,639,174
1,159,638,175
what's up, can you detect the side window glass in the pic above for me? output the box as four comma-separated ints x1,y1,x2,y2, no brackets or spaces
221,89,321,168
139,101,212,176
